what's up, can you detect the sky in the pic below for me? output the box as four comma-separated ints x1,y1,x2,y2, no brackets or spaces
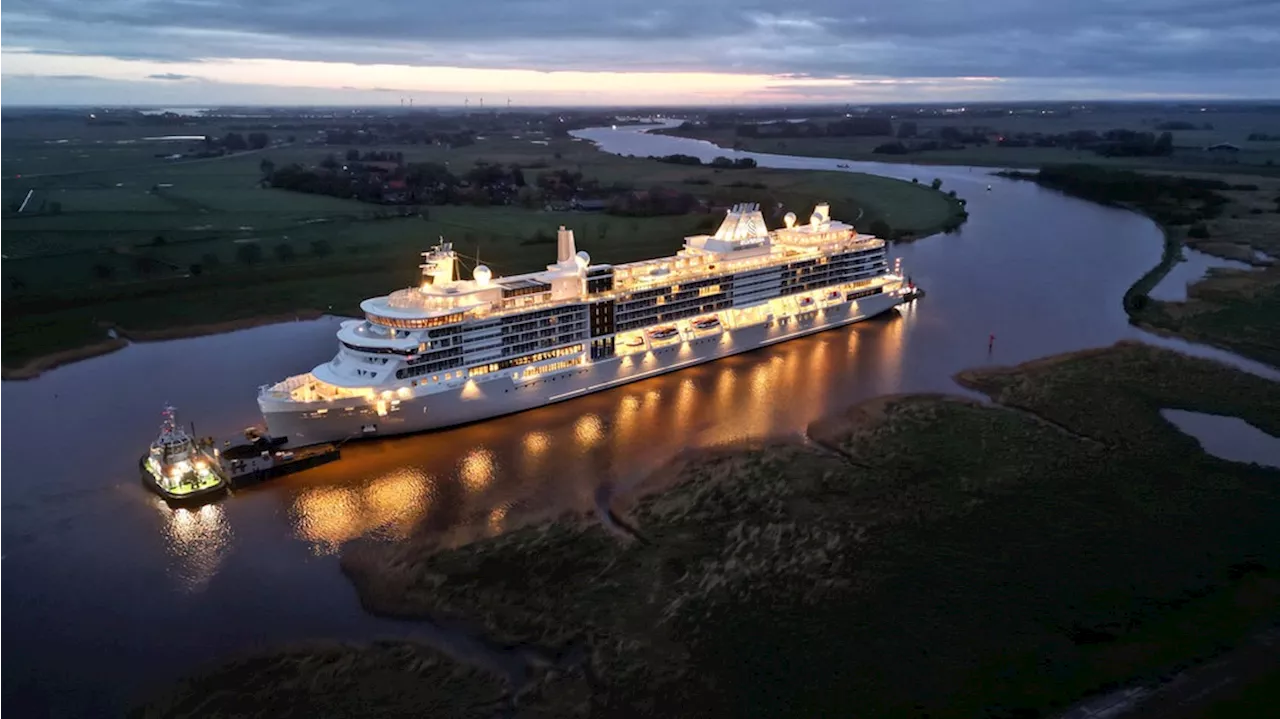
2,0,1278,106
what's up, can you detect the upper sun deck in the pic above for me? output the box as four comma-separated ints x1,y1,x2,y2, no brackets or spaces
359,203,885,329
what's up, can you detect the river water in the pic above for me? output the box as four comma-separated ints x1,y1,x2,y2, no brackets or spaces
3,124,1276,716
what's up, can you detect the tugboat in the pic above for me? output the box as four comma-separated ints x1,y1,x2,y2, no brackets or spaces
140,405,229,506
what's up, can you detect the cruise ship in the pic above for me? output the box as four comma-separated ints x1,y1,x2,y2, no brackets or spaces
259,203,910,444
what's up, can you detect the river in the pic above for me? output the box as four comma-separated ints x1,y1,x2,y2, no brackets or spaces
2,124,1275,716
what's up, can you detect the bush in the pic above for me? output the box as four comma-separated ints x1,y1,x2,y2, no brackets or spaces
236,243,264,264
1187,224,1210,239
869,219,893,238
274,243,296,261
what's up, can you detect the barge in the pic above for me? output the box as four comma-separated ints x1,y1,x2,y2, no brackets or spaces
222,439,341,486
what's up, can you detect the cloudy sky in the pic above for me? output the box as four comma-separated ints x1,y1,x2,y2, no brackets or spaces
3,0,1278,106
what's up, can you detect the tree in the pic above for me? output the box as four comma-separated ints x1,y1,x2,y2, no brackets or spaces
869,219,893,238
47,201,63,215
310,239,333,257
222,132,248,151
1187,224,1210,239
896,121,918,139
1154,131,1174,156
92,263,114,280
320,154,340,171
201,252,221,268
259,158,275,178
274,243,295,261
236,243,264,264
247,132,270,150
151,234,166,246
134,256,158,276
345,148,360,162
931,178,943,190
189,263,204,276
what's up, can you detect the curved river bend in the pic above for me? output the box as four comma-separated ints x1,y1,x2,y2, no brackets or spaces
2,124,1273,715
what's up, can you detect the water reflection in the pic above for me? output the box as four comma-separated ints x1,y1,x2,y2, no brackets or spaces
459,448,496,493
1161,410,1280,468
160,501,231,592
292,467,435,552
1148,248,1255,302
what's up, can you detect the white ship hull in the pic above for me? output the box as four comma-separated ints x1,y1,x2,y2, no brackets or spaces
260,291,902,445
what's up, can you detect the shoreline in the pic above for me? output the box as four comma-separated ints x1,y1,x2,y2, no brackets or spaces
997,168,1280,367
609,125,970,239
651,127,1280,178
1,309,330,381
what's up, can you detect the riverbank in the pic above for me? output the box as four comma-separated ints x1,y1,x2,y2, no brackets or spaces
3,127,962,373
1,309,329,381
1001,166,1280,367
140,341,1280,717
654,125,1280,177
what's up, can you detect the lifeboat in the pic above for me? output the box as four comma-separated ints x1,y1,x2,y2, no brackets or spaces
625,335,645,347
798,297,815,307
692,317,721,331
647,326,679,341
826,290,842,301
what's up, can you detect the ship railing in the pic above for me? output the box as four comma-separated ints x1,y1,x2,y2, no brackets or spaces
260,374,314,398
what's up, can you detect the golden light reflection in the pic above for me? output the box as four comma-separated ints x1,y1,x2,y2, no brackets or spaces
488,503,509,534
879,312,907,389
614,395,641,449
673,378,696,437
366,469,430,536
460,448,496,492
574,413,605,450
292,467,434,552
523,431,550,456
294,485,362,552
159,500,231,593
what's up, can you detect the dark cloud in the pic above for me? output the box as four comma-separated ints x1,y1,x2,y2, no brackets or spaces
2,1,1278,93
147,72,197,80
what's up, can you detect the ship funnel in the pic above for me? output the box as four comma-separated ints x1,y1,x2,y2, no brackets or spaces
557,225,577,264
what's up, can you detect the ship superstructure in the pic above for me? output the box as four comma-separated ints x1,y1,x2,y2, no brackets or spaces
259,203,910,443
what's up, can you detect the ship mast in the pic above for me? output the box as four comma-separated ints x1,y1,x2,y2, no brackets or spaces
161,404,177,436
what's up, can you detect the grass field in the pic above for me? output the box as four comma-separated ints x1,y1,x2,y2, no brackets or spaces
1,120,961,371
144,342,1280,717
664,108,1280,175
